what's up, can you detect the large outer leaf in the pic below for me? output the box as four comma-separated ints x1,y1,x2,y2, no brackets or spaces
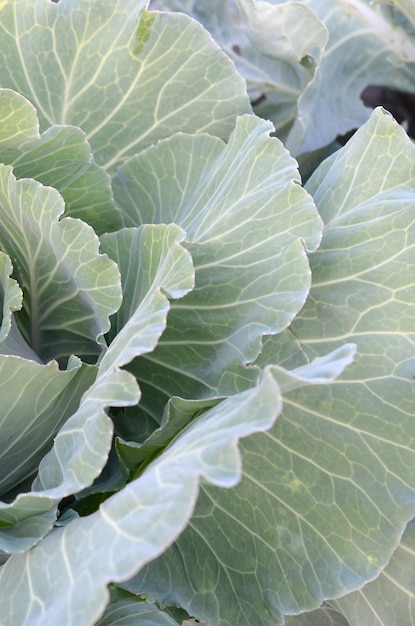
0,0,250,172
283,108,415,611
150,0,328,154
0,369,281,626
151,0,415,155
0,224,194,554
124,108,415,625
0,88,121,235
331,518,415,625
0,165,122,362
302,0,415,151
123,349,355,625
113,115,322,415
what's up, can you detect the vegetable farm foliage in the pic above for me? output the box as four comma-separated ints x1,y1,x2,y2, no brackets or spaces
0,0,413,624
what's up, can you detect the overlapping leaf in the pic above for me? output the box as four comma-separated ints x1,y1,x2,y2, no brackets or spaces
32,225,194,496
97,596,181,626
302,0,415,151
100,225,194,355
0,252,22,343
115,396,221,476
285,605,351,626
0,88,121,235
113,114,322,416
124,348,355,625
385,0,415,24
0,224,194,554
163,0,415,155
124,109,415,625
0,0,250,172
0,369,282,626
0,357,96,497
150,0,328,154
0,165,122,362
0,357,96,552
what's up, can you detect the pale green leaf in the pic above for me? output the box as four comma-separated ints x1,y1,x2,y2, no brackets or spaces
115,396,221,474
98,225,194,380
375,0,415,26
151,0,327,154
0,370,281,626
0,357,96,495
271,343,356,393
0,224,194,553
0,165,122,362
113,114,322,414
0,87,38,146
285,605,350,626
32,367,139,495
33,223,194,496
100,225,194,343
0,495,59,555
0,318,42,362
0,252,22,343
0,356,96,552
332,518,415,625
97,598,181,626
0,0,250,172
255,327,310,371
236,0,326,63
0,88,121,235
303,0,415,151
126,347,356,626
124,108,415,626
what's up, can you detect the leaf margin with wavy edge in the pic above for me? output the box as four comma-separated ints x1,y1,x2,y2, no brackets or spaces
0,163,122,362
113,114,323,415
0,87,121,235
150,0,328,155
96,593,182,626
0,356,96,553
124,107,415,626
0,223,194,555
284,603,351,626
302,0,415,152
0,251,22,343
0,0,251,173
33,222,195,495
121,346,356,626
0,368,282,626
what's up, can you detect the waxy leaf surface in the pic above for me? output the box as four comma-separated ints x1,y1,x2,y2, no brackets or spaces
125,109,415,625
0,88,120,235
0,165,122,362
113,114,322,415
0,0,250,171
151,0,327,154
0,224,194,555
303,0,415,151
0,356,96,552
0,370,282,625
332,518,415,625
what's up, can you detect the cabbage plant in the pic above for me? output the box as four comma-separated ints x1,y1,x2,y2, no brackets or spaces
0,1,414,625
